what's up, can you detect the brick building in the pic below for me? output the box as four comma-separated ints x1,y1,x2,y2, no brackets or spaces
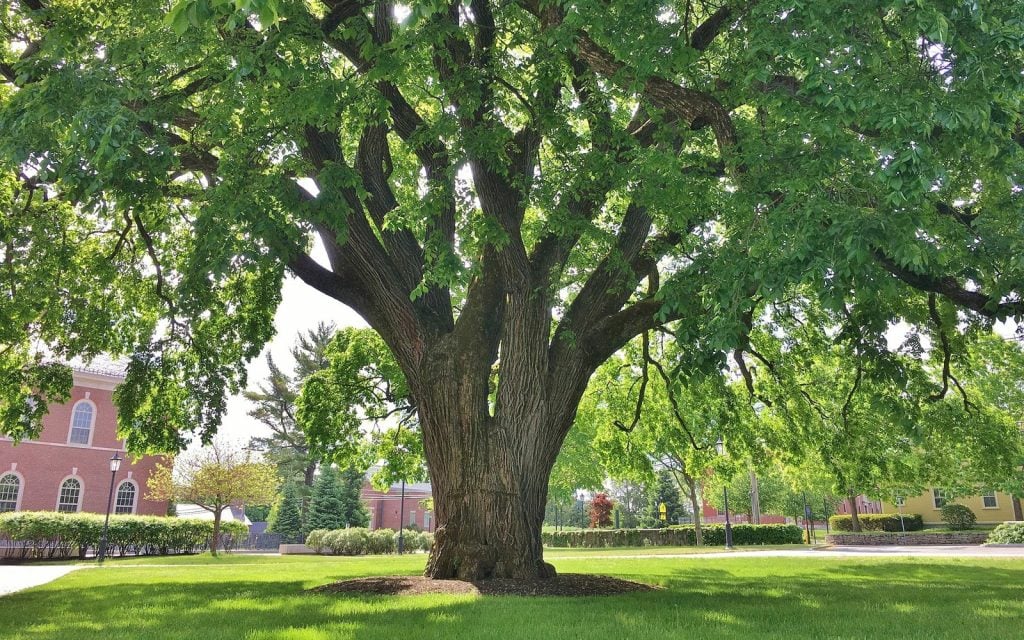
362,480,435,532
0,360,168,516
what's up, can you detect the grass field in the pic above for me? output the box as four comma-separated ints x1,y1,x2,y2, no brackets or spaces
2,552,1022,639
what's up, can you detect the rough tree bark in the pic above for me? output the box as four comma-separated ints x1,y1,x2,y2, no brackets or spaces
683,474,704,547
847,493,863,533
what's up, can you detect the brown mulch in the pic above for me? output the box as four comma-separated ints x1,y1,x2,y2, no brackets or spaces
308,574,658,597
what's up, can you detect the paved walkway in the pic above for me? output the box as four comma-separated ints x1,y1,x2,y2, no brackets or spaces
0,565,86,597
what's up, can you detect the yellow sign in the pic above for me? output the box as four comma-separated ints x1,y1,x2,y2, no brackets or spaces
659,502,667,520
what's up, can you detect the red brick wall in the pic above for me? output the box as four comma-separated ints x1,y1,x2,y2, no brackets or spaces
0,376,169,516
361,483,435,532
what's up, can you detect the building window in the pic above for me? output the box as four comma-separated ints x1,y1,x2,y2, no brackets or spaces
932,488,947,509
58,478,82,512
894,496,905,507
0,473,20,512
115,481,137,514
68,401,95,445
409,510,416,526
981,492,998,509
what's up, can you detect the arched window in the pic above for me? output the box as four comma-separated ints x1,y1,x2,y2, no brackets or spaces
57,478,82,512
114,480,137,514
0,473,21,512
68,401,95,445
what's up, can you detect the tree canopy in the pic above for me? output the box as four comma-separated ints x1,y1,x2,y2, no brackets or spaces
3,0,1023,579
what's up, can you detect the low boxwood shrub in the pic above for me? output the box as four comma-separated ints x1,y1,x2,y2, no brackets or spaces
828,514,924,532
323,528,370,555
306,528,329,553
940,504,977,531
0,512,248,560
400,529,423,552
986,522,1024,545
367,529,396,554
307,527,431,555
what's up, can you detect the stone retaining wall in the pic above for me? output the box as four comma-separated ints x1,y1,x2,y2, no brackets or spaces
826,532,989,545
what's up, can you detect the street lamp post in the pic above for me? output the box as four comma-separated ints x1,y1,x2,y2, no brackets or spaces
397,478,406,554
98,453,122,564
577,490,586,528
715,438,733,550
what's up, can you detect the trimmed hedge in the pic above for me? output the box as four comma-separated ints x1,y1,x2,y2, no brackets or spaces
0,511,248,560
542,524,803,548
828,514,924,532
940,504,977,530
986,522,1024,545
307,527,433,555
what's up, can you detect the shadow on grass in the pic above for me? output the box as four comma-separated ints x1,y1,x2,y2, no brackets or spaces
0,560,1022,640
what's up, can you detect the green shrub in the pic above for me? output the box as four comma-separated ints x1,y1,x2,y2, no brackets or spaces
367,529,396,554
940,504,977,530
541,524,802,548
306,529,329,553
400,529,423,552
828,514,924,532
986,522,1024,545
306,527,433,555
323,528,370,555
0,512,248,560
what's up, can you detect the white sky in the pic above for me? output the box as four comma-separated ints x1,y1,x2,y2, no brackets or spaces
216,239,366,445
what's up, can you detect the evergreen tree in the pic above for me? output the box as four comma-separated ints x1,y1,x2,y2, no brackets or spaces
268,483,304,543
648,470,683,528
338,466,370,528
305,465,370,533
305,466,345,533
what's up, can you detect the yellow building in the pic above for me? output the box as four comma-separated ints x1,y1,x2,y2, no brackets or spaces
881,489,1021,526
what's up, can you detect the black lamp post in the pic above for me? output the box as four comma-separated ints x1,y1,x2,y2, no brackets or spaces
397,478,406,554
577,489,586,528
715,438,733,550
98,452,122,564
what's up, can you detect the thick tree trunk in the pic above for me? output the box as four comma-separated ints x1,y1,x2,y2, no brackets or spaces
415,303,570,580
847,493,862,533
425,454,555,580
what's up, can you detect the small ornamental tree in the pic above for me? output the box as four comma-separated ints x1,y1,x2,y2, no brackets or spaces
147,439,278,555
269,483,304,543
588,493,614,528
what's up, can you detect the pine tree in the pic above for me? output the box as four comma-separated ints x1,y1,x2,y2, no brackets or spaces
649,470,684,528
305,466,346,533
338,466,370,528
268,483,304,543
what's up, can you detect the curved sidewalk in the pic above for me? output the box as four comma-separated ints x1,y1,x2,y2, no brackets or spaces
0,565,86,597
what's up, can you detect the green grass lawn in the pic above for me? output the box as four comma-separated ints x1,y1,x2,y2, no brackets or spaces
2,553,1022,639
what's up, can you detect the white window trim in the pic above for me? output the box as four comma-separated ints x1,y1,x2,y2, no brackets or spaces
981,492,999,509
932,488,947,510
56,475,84,512
114,479,139,514
66,399,97,447
0,470,25,512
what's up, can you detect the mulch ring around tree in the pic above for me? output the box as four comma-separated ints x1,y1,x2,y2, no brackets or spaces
308,574,659,597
